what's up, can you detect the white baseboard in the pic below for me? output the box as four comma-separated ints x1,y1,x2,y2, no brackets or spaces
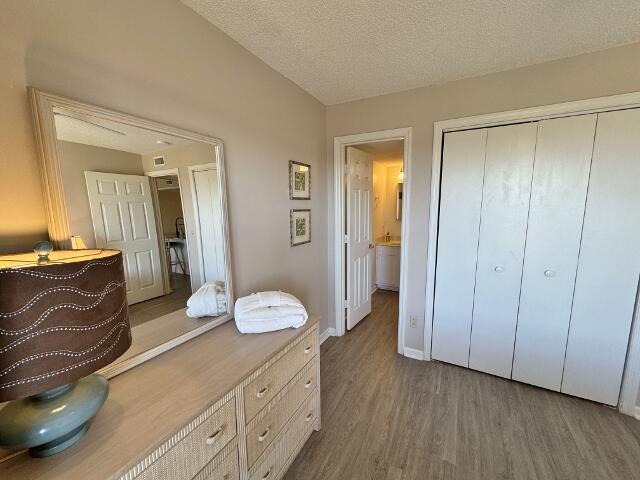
403,347,424,360
320,328,336,345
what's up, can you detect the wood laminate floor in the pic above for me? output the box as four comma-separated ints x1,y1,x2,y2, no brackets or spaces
284,290,640,480
128,273,191,327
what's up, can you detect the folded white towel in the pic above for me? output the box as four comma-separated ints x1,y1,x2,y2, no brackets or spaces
235,314,307,334
235,291,303,316
186,282,227,318
234,291,308,333
237,304,306,320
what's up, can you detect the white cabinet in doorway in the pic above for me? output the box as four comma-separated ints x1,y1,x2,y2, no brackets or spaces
376,244,400,291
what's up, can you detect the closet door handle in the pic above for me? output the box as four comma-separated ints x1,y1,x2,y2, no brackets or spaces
305,412,313,422
261,468,272,479
304,379,313,389
544,269,556,278
494,265,505,273
304,346,313,354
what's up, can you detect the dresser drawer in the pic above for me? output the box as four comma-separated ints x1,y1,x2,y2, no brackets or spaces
246,358,318,467
194,446,240,480
135,398,237,480
244,330,317,422
248,392,318,480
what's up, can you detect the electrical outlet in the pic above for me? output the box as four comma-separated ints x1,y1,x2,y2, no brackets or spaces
410,316,418,328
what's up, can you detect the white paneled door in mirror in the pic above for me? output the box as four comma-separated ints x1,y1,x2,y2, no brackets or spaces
511,114,597,391
85,172,164,304
467,123,537,378
431,128,487,367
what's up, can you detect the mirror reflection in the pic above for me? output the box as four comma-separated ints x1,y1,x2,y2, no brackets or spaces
53,107,229,362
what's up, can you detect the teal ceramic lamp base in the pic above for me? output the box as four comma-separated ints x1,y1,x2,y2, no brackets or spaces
0,374,109,457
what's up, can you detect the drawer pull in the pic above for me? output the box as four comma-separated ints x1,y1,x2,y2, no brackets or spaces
304,379,313,389
304,346,312,354
261,468,272,479
305,412,313,423
256,386,269,399
258,426,271,443
205,427,224,445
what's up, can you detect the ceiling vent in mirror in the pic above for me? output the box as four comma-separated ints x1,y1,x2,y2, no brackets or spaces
153,156,166,167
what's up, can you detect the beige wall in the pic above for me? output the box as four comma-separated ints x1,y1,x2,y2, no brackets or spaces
372,161,386,242
326,42,640,356
383,164,403,240
0,0,328,327
57,141,143,249
372,160,403,242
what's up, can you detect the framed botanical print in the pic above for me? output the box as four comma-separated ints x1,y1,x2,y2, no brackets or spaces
289,160,311,200
290,209,311,246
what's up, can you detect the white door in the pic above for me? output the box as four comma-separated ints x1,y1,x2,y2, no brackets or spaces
512,114,597,391
85,171,164,305
192,167,225,286
431,128,488,367
468,123,537,378
561,109,640,405
346,147,373,330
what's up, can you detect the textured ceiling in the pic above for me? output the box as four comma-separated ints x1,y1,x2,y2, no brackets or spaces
54,109,195,155
182,0,640,105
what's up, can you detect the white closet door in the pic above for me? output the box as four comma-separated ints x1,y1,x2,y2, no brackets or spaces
468,123,537,378
192,168,225,285
432,128,487,367
512,114,597,390
562,109,640,405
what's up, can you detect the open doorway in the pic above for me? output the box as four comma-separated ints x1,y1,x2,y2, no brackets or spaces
333,128,412,354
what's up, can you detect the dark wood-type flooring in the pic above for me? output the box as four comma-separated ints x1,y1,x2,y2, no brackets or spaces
284,290,640,480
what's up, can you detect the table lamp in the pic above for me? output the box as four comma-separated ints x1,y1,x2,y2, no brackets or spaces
0,246,131,457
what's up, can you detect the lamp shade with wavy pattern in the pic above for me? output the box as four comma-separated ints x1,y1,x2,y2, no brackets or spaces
0,249,131,402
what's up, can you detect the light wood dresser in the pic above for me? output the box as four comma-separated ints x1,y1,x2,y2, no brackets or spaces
0,316,320,480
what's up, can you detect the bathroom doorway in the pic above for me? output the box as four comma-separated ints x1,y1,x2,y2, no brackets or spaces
332,128,412,355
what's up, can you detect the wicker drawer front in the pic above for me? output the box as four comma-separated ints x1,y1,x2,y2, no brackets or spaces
194,447,240,480
244,331,317,422
136,398,237,480
248,392,318,480
246,358,318,467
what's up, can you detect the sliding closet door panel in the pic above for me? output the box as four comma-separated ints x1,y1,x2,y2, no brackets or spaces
432,129,487,367
512,114,597,391
468,123,537,378
562,109,640,405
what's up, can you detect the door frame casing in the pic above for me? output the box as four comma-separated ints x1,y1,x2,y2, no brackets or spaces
145,168,193,294
332,127,413,355
425,91,640,416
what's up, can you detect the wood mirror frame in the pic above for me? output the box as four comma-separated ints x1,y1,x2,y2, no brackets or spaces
28,87,234,378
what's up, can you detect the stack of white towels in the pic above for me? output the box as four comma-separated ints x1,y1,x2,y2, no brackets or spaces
234,291,308,334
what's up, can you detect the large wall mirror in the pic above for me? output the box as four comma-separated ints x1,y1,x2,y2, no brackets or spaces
29,88,233,377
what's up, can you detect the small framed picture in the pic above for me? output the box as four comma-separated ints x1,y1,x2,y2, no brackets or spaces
290,209,311,246
289,160,311,200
